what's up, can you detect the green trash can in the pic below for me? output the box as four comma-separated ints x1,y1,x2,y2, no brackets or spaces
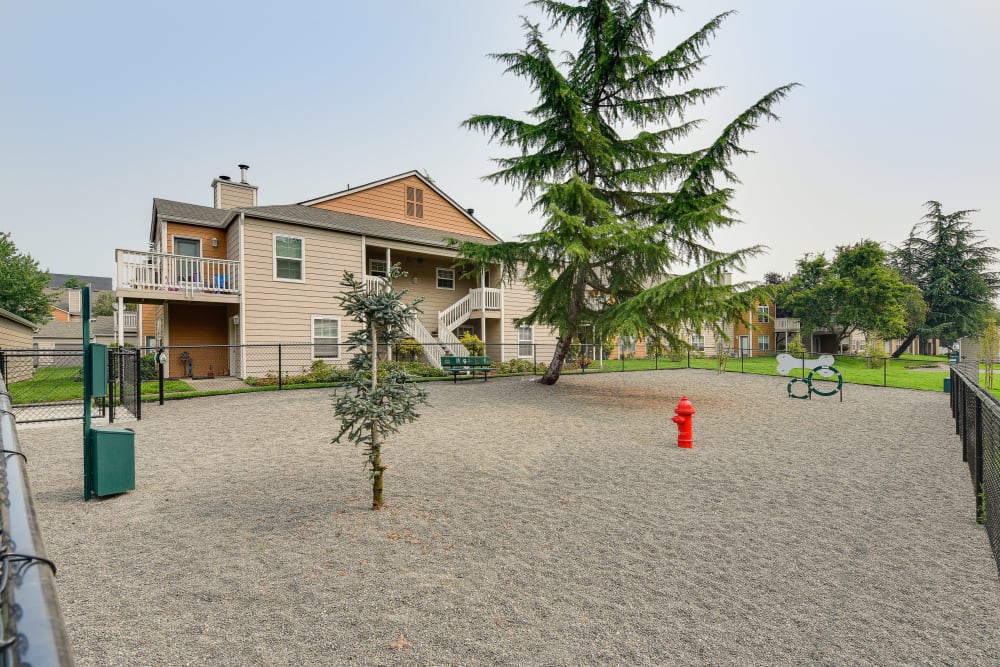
943,377,951,394
89,427,136,496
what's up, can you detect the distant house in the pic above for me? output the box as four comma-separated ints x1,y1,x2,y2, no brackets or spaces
113,166,557,378
46,274,114,323
34,316,127,352
0,307,40,383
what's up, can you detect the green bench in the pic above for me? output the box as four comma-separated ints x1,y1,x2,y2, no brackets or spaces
441,356,493,383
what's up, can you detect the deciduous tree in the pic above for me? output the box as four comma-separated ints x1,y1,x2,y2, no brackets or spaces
456,0,797,384
780,240,915,347
0,232,52,324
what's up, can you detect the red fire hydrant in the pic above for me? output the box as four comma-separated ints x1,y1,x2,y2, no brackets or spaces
671,396,696,448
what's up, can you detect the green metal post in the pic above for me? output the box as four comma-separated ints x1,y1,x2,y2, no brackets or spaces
82,286,92,500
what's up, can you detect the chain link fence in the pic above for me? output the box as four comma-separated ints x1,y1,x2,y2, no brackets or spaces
0,347,140,424
950,361,1000,577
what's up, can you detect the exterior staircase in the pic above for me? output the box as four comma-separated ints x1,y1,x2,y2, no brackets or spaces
405,287,502,369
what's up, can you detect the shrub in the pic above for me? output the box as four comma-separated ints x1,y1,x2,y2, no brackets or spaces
140,353,157,380
397,337,424,362
460,332,485,356
492,358,542,374
785,334,806,355
863,337,889,369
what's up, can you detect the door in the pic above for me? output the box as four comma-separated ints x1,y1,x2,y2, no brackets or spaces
174,237,201,285
738,335,751,358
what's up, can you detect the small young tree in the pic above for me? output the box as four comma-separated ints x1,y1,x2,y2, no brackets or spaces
332,265,429,510
982,318,999,390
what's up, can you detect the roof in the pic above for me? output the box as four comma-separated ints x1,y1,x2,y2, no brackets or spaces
47,274,113,291
297,170,502,241
0,308,39,331
149,198,498,249
35,316,116,340
242,205,498,249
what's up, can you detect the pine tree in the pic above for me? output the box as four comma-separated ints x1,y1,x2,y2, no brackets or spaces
332,265,429,510
456,0,797,384
891,201,1000,356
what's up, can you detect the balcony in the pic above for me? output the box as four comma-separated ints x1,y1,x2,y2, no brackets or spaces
774,317,801,332
115,249,241,304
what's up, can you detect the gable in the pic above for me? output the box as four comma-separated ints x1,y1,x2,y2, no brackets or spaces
306,175,495,241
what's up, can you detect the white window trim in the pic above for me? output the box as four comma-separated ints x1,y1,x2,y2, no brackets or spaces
368,258,388,277
172,235,202,256
757,304,770,323
273,233,305,283
436,267,455,290
517,325,534,358
311,315,341,360
757,335,770,351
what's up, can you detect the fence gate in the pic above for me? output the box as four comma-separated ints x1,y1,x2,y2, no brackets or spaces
109,346,141,422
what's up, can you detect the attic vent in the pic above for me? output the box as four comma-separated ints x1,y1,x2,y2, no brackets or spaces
405,186,423,219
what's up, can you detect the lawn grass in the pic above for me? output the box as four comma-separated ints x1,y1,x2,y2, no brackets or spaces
10,354,998,405
8,366,84,403
571,353,1000,400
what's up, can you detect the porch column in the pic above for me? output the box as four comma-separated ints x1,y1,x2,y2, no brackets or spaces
480,266,486,349
117,296,125,346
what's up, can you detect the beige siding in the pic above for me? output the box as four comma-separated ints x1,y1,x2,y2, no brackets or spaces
241,217,361,349
310,175,493,240
0,317,36,382
216,182,256,209
501,267,558,362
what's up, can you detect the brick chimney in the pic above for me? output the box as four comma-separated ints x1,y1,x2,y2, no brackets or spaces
212,164,258,209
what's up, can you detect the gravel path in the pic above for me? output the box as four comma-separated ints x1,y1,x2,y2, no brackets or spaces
18,369,1000,666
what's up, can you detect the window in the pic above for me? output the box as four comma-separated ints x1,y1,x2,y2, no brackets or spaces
368,258,388,277
274,234,304,281
458,325,475,338
406,186,424,219
312,316,340,359
621,335,636,354
758,335,770,351
757,304,770,323
436,267,455,290
517,325,534,357
691,333,705,350
145,336,156,349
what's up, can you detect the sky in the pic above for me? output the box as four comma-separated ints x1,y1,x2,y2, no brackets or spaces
2,1,998,285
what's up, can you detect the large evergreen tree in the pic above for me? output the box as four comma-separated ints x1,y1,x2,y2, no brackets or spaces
0,232,52,324
456,0,797,384
890,201,1000,356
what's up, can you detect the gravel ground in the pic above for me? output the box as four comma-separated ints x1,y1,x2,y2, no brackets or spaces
18,369,1000,666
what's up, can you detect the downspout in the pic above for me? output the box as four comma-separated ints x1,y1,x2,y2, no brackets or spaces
239,212,246,377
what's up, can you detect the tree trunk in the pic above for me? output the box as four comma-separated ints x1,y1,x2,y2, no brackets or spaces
539,330,576,385
370,321,384,510
890,332,918,359
371,431,384,510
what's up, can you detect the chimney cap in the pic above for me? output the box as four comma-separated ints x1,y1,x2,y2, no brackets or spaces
219,175,231,181
238,164,249,170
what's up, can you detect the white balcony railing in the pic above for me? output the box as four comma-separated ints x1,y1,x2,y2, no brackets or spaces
774,317,801,332
364,274,388,293
116,249,240,296
122,311,137,330
470,287,502,312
